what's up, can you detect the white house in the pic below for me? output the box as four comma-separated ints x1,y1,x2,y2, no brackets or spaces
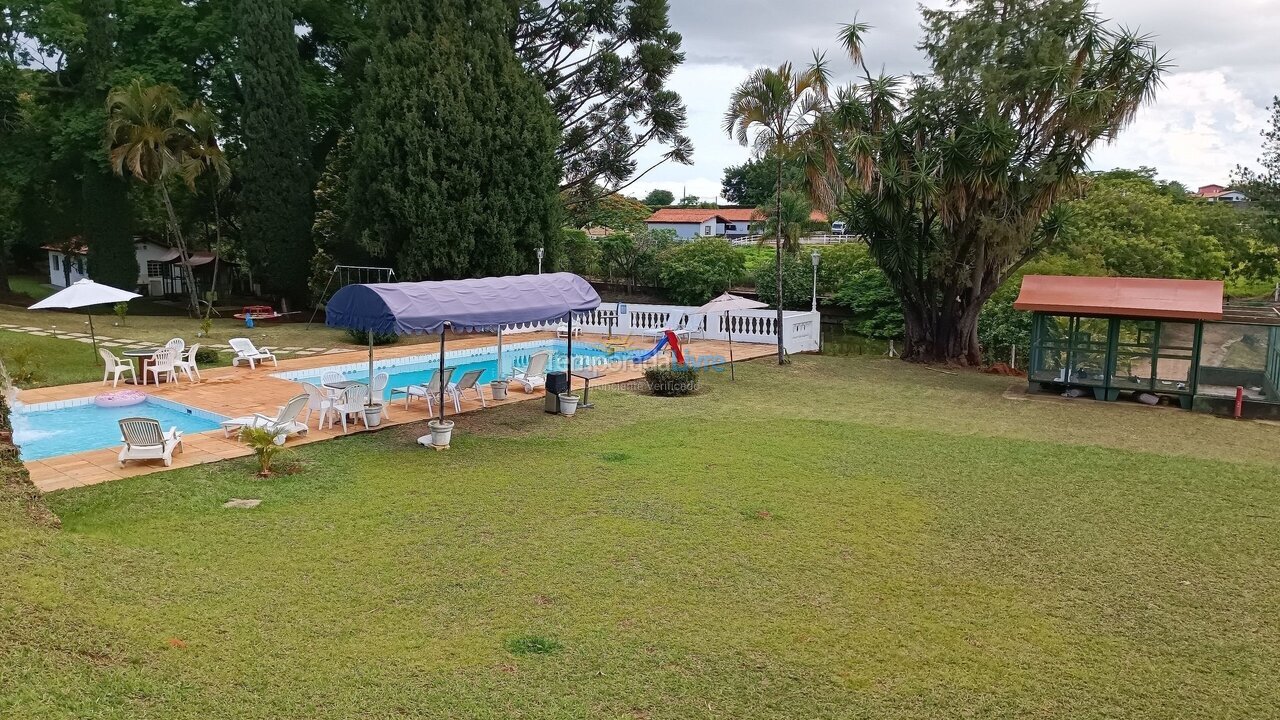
1196,184,1251,204
643,209,729,239
43,239,191,296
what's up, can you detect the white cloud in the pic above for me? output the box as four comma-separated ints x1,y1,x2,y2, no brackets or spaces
1090,71,1272,186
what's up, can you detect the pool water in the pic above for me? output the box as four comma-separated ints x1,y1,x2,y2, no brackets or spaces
289,340,643,400
12,400,225,461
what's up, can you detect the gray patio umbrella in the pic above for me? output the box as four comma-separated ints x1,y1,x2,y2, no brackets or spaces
28,279,142,361
695,292,768,381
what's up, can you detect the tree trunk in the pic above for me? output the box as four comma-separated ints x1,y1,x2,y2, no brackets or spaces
774,156,785,365
158,182,201,315
899,296,986,366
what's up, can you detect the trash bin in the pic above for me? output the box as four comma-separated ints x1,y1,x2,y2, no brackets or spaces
544,371,568,413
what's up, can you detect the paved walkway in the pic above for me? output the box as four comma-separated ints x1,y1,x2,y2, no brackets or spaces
15,332,771,493
0,322,349,357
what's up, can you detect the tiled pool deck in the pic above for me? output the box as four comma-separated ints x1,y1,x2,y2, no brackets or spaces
16,332,772,492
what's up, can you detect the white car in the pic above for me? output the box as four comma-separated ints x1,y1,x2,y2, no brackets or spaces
830,221,847,235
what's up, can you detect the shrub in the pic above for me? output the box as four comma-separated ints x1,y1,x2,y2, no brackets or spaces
658,237,744,305
0,345,40,386
112,302,128,326
816,242,871,293
239,426,287,476
751,252,815,310
194,346,221,364
831,261,904,339
559,228,600,276
345,328,400,346
643,366,698,396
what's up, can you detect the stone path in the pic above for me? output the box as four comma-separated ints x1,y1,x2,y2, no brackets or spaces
0,323,343,357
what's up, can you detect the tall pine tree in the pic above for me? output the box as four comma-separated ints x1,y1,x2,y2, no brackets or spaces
349,0,561,279
233,0,314,302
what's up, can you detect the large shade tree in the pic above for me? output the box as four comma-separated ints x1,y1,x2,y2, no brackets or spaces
811,0,1167,364
723,60,829,364
515,0,692,198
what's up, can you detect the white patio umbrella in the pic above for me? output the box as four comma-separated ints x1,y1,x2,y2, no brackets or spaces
695,292,768,381
28,279,142,361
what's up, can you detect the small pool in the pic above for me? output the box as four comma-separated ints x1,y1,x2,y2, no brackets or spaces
277,339,644,401
12,398,226,461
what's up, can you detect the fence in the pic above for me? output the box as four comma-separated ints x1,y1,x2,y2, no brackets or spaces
568,302,821,354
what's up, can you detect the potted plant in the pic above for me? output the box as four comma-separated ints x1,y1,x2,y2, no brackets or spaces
490,379,509,401
363,402,384,428
427,418,454,448
558,392,580,416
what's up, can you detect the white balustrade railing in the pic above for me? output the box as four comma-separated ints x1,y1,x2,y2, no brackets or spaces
561,302,820,354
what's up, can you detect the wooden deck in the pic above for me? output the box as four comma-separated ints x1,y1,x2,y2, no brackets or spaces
16,332,774,492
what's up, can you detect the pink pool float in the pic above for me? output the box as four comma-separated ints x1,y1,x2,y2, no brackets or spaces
94,390,147,408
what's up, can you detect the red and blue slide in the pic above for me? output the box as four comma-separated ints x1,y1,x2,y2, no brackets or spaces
632,330,685,364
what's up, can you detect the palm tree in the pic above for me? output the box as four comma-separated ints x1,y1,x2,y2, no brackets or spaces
723,59,830,364
181,101,230,322
105,79,211,313
754,190,813,253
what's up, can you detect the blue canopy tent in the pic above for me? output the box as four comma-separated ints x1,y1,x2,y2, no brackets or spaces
325,273,601,425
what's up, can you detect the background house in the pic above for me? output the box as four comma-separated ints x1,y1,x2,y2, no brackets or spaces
644,209,729,239
42,238,224,298
1196,184,1251,203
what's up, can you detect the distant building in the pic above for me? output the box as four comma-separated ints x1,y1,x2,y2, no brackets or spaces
1196,184,1250,204
43,238,226,297
644,207,830,240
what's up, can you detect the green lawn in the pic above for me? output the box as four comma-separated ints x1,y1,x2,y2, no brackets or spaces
3,356,1279,718
6,275,56,301
0,330,232,389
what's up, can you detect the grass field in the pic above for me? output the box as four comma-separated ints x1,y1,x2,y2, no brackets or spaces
0,302,442,354
3,356,1279,718
0,330,232,389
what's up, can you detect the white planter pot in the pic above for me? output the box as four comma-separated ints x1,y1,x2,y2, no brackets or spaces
363,404,383,428
426,419,454,448
558,393,580,416
489,380,509,401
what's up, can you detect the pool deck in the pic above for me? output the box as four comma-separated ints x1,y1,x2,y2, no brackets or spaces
16,332,773,492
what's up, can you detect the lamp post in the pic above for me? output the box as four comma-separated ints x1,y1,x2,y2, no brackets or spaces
536,247,544,274
810,250,820,312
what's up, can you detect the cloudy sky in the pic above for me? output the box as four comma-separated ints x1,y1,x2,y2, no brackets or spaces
627,0,1278,203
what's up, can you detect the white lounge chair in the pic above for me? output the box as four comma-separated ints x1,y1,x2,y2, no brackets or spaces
300,381,337,429
146,347,179,385
556,322,581,338
660,312,697,342
229,337,278,369
221,393,310,444
512,350,551,393
174,343,202,382
118,418,183,467
447,368,486,409
393,367,455,414
99,348,136,387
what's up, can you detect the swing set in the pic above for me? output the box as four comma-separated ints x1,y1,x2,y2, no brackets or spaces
306,264,397,330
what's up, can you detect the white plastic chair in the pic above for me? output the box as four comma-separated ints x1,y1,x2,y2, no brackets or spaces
118,418,183,467
229,337,278,369
512,350,551,393
99,348,136,387
165,337,186,354
448,368,487,409
370,372,391,419
146,347,179,385
300,381,337,429
220,393,310,444
332,384,370,433
174,343,202,382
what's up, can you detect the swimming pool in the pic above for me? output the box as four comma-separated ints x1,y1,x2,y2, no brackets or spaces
275,339,643,401
12,397,227,461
